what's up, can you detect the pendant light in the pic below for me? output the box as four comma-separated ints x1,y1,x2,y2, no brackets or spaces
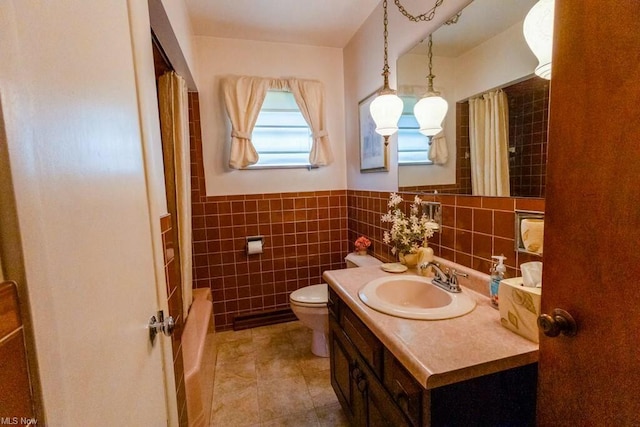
523,0,555,80
369,0,403,143
413,34,448,136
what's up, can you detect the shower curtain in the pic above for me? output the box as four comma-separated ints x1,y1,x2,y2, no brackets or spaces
469,89,510,197
159,71,192,316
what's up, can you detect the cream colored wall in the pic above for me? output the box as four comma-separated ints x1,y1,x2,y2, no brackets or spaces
194,37,347,196
160,0,197,81
454,20,537,101
344,0,472,191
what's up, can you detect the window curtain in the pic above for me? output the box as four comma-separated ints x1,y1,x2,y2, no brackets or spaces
469,89,510,196
287,78,334,166
158,71,192,316
222,76,270,169
428,131,448,165
222,75,333,168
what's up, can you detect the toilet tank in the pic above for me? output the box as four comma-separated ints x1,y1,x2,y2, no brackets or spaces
345,253,382,268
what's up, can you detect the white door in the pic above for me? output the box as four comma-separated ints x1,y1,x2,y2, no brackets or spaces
0,1,173,425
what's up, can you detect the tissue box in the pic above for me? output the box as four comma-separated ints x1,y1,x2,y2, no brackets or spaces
498,277,542,343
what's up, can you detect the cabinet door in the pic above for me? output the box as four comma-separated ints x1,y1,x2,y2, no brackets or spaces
363,363,412,427
330,316,411,427
330,316,365,426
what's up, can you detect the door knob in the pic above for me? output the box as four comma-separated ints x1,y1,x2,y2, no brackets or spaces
538,308,577,337
149,310,175,342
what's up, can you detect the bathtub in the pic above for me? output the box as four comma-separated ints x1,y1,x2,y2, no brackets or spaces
182,288,215,426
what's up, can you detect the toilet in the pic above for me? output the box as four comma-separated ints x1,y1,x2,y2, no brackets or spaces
290,253,382,357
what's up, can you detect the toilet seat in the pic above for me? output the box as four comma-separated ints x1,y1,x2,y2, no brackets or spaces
290,284,327,308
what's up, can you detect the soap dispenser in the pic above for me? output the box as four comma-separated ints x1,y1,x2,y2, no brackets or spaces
489,255,507,309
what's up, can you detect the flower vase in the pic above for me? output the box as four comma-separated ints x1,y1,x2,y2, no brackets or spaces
399,252,419,268
356,250,368,256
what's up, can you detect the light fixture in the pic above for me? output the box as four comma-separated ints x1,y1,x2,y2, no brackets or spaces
413,34,448,136
523,0,555,80
369,0,403,144
369,0,446,144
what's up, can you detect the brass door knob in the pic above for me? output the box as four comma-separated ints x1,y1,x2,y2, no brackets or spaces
538,308,577,337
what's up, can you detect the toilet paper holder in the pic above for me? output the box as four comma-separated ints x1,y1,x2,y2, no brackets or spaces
515,210,544,256
246,235,264,255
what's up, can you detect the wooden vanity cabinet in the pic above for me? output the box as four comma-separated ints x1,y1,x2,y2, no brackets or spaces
328,287,537,426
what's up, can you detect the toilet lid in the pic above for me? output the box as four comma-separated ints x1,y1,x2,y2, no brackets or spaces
290,284,328,305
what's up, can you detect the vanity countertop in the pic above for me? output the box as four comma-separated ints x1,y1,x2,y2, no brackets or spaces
322,262,539,390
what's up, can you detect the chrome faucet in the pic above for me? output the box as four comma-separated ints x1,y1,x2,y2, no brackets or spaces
419,262,467,293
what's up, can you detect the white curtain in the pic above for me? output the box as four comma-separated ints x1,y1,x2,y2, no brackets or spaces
287,78,334,166
428,131,448,165
469,90,510,196
159,71,193,317
222,76,333,168
222,76,270,169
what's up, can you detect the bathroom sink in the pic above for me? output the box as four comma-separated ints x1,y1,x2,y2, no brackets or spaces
358,275,476,320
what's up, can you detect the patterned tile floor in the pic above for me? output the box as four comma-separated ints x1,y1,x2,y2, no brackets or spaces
210,321,350,426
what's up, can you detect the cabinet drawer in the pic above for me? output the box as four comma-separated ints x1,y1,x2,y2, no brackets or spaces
342,305,383,377
383,349,424,427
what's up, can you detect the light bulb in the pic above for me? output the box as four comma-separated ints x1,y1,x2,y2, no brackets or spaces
370,92,404,136
523,0,555,80
414,95,448,137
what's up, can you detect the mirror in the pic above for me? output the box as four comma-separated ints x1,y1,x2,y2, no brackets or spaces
396,0,549,198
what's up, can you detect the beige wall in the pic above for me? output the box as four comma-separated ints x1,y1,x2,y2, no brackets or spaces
344,0,472,191
194,37,347,196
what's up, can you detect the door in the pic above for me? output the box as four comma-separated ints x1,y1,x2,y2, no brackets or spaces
0,1,173,425
537,1,640,425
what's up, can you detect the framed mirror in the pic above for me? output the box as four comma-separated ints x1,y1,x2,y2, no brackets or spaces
396,0,548,198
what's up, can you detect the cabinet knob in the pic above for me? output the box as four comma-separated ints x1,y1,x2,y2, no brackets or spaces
351,366,362,380
538,308,577,337
357,378,368,392
395,391,409,412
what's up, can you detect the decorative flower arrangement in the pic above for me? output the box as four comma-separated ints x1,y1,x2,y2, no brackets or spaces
354,236,371,253
381,193,436,256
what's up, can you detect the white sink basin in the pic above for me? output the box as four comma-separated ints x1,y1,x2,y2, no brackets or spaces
358,275,476,320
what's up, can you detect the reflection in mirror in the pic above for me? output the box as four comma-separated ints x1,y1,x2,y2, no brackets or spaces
397,0,549,198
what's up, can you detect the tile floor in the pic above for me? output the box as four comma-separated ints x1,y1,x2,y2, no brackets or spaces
210,321,350,426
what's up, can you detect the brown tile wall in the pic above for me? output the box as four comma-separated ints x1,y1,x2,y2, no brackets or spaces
348,190,545,285
504,77,550,198
189,93,348,331
161,214,188,427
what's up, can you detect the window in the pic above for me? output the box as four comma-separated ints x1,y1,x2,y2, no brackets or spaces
249,90,312,168
397,95,432,165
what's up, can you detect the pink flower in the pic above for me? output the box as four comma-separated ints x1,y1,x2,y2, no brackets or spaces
355,236,371,252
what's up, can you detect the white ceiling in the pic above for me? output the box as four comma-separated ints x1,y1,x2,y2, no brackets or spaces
409,0,537,56
184,0,381,48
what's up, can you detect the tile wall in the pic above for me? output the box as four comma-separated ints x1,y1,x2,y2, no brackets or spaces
347,190,545,281
504,77,550,198
161,214,188,426
189,93,349,331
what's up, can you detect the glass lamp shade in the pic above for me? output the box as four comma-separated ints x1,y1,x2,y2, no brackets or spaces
523,0,555,80
370,92,404,136
413,95,448,137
